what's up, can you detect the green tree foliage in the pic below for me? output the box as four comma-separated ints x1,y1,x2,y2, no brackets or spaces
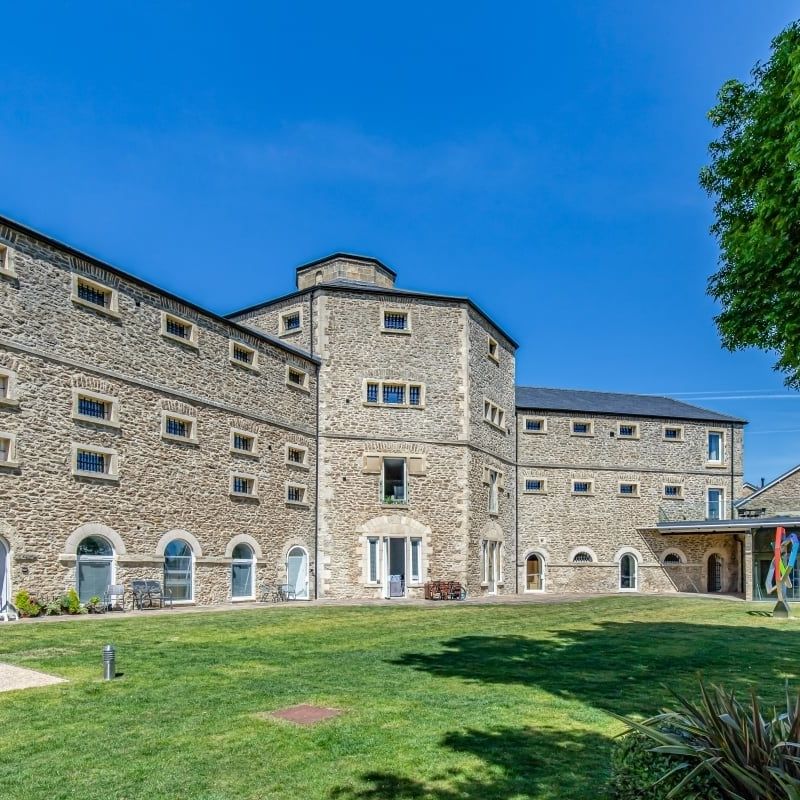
700,22,800,387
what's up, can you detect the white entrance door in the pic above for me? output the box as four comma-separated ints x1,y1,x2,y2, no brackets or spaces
286,547,309,599
0,540,8,611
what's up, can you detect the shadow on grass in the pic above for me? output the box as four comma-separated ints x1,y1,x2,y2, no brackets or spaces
392,621,800,716
330,726,609,800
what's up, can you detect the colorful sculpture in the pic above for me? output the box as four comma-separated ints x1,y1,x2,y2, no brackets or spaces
765,526,799,617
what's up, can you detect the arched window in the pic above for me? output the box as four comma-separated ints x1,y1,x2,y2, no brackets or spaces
525,553,544,591
619,553,638,591
572,551,593,563
663,552,682,565
231,542,254,600
77,536,114,602
0,537,10,612
286,547,309,600
164,539,193,602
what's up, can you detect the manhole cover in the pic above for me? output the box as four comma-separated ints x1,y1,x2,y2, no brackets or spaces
264,704,342,725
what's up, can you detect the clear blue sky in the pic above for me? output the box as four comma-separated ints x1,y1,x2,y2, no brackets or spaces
1,1,798,484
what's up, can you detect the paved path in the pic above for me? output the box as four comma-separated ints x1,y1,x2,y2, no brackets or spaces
0,663,66,692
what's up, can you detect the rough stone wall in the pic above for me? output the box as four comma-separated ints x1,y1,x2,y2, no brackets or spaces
738,468,800,516
296,257,396,290
233,293,314,354
516,410,745,594
0,228,317,605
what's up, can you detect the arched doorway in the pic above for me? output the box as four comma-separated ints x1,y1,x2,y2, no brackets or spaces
707,553,723,593
164,538,194,602
286,547,309,600
0,538,9,611
619,553,638,591
231,543,255,600
525,554,544,591
76,536,114,602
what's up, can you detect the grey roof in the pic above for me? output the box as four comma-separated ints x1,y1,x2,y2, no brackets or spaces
515,386,747,423
656,516,800,534
737,464,800,506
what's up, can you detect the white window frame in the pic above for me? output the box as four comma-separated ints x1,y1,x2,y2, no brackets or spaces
230,429,258,457
522,416,547,434
380,456,408,506
71,275,120,319
161,411,198,444
286,482,309,507
571,479,595,496
570,419,594,437
366,537,380,585
487,335,500,364
0,432,18,468
363,379,426,409
616,422,640,439
707,486,725,520
161,311,199,348
230,472,258,498
617,481,640,498
409,537,423,584
279,307,304,337
618,552,638,592
71,442,119,481
285,443,309,470
0,368,19,408
229,340,259,372
71,388,120,429
230,543,256,601
0,242,16,278
662,483,684,500
380,307,411,334
662,425,685,442
523,477,547,494
286,365,311,393
488,468,500,515
483,399,507,432
706,429,724,466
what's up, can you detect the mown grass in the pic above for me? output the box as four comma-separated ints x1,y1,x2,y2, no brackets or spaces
0,597,797,800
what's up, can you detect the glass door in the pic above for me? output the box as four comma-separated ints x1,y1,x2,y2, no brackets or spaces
287,547,309,599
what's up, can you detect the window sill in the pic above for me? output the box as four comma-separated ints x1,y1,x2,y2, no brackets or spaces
229,491,259,501
230,447,259,459
71,469,119,483
488,510,499,517
286,381,311,394
570,493,595,497
279,327,304,338
616,436,640,441
381,502,409,509
161,331,199,350
662,438,685,443
0,397,19,409
487,353,500,365
161,434,199,445
286,500,310,508
616,494,640,499
363,402,425,410
285,461,310,471
0,460,20,470
522,491,547,496
0,268,17,281
661,495,685,501
380,327,412,335
72,414,121,430
523,430,547,435
705,462,727,469
71,295,122,320
570,433,594,438
229,358,260,374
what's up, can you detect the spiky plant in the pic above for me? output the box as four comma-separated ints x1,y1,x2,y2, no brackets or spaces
615,683,800,800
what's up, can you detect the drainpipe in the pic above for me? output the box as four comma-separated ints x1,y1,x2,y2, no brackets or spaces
514,412,519,594
310,290,320,600
730,423,735,521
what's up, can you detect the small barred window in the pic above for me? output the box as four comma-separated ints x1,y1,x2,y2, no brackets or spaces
572,551,593,563
77,281,109,308
383,311,408,330
77,450,106,473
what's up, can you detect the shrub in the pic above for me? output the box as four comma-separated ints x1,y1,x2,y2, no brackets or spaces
43,600,62,616
615,683,800,800
609,729,721,800
59,588,81,615
13,590,42,618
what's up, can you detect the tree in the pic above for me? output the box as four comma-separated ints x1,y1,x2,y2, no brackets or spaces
700,21,800,387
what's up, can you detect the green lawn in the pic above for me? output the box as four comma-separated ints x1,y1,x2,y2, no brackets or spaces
0,597,797,800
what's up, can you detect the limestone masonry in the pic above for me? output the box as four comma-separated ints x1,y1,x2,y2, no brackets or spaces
2,214,780,610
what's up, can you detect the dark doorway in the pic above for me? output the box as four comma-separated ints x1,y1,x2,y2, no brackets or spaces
707,553,722,593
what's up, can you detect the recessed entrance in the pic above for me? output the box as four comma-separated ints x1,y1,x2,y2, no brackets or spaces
707,553,723,593
387,538,406,597
76,536,114,603
287,546,309,600
525,554,543,591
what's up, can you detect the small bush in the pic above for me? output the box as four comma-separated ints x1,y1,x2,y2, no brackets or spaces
609,729,721,800
84,596,104,614
43,600,62,616
13,590,42,618
60,588,81,615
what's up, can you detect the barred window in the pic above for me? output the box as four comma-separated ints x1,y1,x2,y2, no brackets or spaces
166,417,188,437
618,424,638,438
664,484,683,498
572,421,591,435
572,481,592,494
77,281,109,308
233,433,253,452
619,483,638,496
526,419,543,432
663,552,682,564
383,311,408,330
78,397,109,420
232,476,253,495
525,479,544,492
0,438,9,462
232,345,253,364
409,385,421,406
287,446,305,464
287,368,306,387
166,318,190,339
283,312,301,332
77,450,106,473
663,426,683,441
0,376,8,398
287,485,305,503
383,384,405,404
366,382,379,404
572,551,593,563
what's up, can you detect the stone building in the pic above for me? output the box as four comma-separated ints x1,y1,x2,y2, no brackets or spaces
0,213,769,609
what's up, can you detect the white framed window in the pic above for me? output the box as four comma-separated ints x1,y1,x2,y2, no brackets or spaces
483,399,507,432
571,479,594,495
367,537,380,584
0,432,18,467
71,443,118,481
285,443,309,469
71,275,120,318
381,308,410,333
617,422,639,439
523,478,546,494
161,411,198,443
279,308,303,336
230,429,258,457
286,482,309,506
364,380,425,408
0,243,16,278
662,425,684,442
381,457,408,505
619,552,638,591
0,368,18,407
487,335,499,363
71,389,119,428
229,340,259,371
487,468,501,514
164,538,194,603
662,483,684,499
161,312,198,348
482,540,503,586
230,473,258,498
231,542,255,600
523,416,547,434
410,538,422,583
286,365,310,393
707,487,725,520
572,551,594,563
617,482,640,498
570,419,594,436
707,430,724,464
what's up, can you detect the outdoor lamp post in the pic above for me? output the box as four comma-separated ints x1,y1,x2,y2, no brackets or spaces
103,643,116,680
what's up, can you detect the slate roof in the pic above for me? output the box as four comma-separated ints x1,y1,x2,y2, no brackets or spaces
515,386,747,423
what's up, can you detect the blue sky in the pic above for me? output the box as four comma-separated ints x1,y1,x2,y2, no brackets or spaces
1,1,798,483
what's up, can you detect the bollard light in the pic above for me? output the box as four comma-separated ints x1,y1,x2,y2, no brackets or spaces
103,643,116,681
